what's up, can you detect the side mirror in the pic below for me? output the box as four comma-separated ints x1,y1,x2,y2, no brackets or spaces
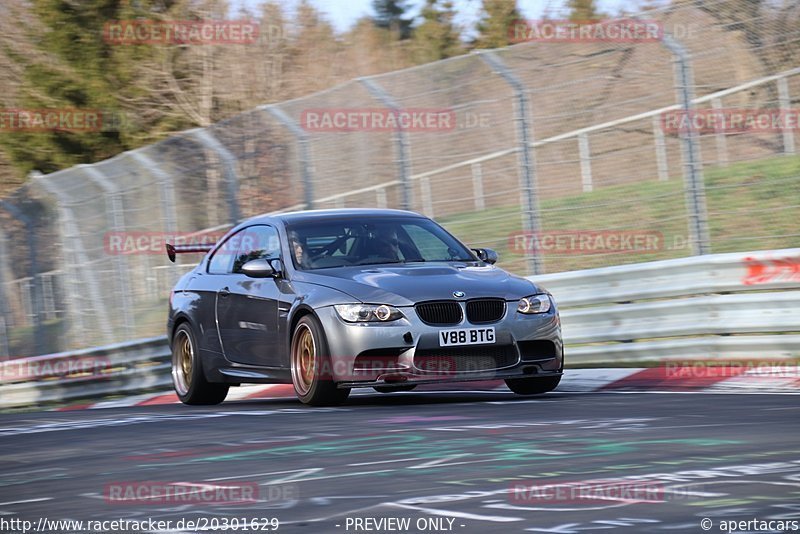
472,248,498,265
241,258,277,278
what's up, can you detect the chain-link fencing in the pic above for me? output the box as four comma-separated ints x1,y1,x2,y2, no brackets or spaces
1,0,798,358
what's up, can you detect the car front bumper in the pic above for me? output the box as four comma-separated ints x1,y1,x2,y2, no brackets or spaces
317,302,563,388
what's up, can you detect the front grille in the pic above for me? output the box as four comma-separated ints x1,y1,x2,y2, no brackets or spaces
466,298,506,324
416,301,462,326
414,345,519,373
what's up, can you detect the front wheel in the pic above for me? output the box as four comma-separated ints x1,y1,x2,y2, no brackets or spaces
291,315,350,406
172,323,229,405
505,375,561,395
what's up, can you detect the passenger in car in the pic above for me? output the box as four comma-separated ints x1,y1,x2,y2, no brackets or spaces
289,232,309,268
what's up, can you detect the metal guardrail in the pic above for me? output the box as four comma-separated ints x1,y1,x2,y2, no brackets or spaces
530,247,800,363
0,337,170,408
0,248,798,408
528,248,800,306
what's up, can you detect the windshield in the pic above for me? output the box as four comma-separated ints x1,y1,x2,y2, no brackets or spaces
286,217,477,270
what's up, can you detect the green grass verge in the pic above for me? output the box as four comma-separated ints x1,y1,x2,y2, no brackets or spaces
440,153,800,274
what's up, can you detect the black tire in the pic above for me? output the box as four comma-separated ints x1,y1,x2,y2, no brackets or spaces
373,385,418,393
171,323,229,405
290,315,350,406
505,375,561,395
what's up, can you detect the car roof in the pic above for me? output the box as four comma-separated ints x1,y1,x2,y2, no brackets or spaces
245,208,426,226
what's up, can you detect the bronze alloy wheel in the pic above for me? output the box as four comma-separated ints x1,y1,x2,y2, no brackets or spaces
291,323,316,396
289,315,350,406
171,323,229,405
172,328,193,396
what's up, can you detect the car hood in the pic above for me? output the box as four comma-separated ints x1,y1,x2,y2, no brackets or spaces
296,262,540,306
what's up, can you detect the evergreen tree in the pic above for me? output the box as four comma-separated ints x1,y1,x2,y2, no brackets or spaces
567,0,601,21
0,0,139,174
371,0,413,40
344,17,415,74
474,0,522,49
285,0,339,94
412,0,462,64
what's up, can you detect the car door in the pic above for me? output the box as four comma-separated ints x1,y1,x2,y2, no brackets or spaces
216,225,283,367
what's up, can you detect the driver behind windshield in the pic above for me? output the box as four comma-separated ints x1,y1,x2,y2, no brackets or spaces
372,228,401,260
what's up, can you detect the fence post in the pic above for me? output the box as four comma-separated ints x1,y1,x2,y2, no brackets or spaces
777,76,796,155
376,187,388,209
33,173,114,346
711,98,728,167
0,229,12,358
652,115,670,181
41,272,56,321
262,105,315,210
478,51,542,275
0,199,45,355
130,150,181,290
131,151,179,236
82,166,136,339
578,133,593,193
661,34,711,255
359,77,413,211
0,315,8,360
471,163,486,211
187,129,242,224
420,177,434,217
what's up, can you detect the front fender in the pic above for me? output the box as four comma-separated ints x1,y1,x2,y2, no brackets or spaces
280,281,357,364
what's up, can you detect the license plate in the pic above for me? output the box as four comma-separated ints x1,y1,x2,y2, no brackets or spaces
439,327,496,347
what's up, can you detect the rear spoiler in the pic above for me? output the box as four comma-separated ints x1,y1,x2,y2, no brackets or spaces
166,243,215,263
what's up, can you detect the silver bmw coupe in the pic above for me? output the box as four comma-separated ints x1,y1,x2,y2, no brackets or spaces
167,209,563,406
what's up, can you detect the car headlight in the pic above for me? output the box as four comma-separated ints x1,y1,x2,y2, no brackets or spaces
334,304,404,323
517,294,552,314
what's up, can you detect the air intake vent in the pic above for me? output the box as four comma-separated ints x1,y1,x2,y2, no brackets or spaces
415,345,519,373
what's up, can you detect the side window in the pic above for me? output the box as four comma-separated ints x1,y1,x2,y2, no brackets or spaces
208,233,238,274
207,226,280,274
232,225,280,273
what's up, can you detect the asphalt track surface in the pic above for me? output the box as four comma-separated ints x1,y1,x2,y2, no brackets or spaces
2,390,799,534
